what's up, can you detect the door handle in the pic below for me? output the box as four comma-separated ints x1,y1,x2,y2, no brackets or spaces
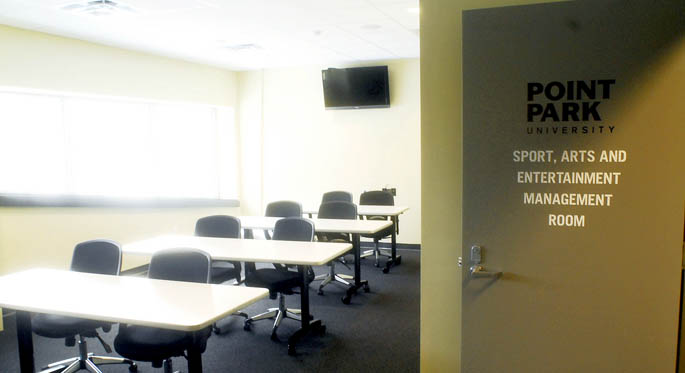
469,265,502,278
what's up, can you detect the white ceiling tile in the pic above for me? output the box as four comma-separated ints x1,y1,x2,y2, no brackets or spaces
0,0,419,69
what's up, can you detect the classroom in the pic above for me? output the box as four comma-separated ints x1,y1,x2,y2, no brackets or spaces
0,1,683,372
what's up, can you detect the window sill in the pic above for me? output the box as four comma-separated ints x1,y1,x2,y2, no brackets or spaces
0,194,239,208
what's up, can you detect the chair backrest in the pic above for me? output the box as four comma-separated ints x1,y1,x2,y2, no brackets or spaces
148,248,211,284
195,215,241,239
318,201,358,220
265,201,302,218
70,239,122,276
360,190,394,206
321,190,353,204
272,217,315,242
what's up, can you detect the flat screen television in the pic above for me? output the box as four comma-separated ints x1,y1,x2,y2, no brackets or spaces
322,66,390,109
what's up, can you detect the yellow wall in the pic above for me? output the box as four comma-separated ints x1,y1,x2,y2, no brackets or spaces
420,0,562,371
0,25,237,106
0,25,241,277
238,60,422,244
236,71,265,216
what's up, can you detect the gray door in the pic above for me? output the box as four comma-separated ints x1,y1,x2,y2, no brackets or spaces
461,1,685,372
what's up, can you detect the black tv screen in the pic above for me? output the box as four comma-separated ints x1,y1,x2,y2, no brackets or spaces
322,66,390,109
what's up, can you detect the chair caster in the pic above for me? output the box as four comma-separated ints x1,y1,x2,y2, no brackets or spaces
382,267,389,274
374,262,380,267
341,295,351,304
243,320,252,331
317,288,324,295
396,257,402,265
363,283,370,293
270,332,279,342
319,325,326,336
129,363,138,372
212,325,222,335
288,344,296,356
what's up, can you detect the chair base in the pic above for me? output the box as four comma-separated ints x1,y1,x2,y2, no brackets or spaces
213,311,249,334
41,336,137,373
360,248,392,267
314,262,353,295
162,358,179,373
243,293,300,340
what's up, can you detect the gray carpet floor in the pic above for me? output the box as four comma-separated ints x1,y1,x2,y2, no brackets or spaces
0,248,419,372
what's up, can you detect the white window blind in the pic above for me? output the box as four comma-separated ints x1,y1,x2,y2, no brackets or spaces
0,89,238,201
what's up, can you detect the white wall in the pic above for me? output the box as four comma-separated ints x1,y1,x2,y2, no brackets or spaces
0,25,241,276
237,71,265,216
0,25,237,106
238,59,421,244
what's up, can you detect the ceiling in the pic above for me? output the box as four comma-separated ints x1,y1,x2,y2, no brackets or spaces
0,0,419,71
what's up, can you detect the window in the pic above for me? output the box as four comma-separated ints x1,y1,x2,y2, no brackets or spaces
0,88,238,204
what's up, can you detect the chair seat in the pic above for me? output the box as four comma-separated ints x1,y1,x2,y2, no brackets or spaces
114,325,190,363
210,261,240,284
319,232,349,242
245,268,301,297
32,313,104,339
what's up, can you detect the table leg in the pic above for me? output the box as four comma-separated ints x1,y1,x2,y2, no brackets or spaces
16,310,35,373
186,346,203,373
287,265,324,355
299,265,311,328
383,216,402,274
342,233,369,304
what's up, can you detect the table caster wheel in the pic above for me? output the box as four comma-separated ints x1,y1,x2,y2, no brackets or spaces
363,283,370,293
243,320,252,331
342,295,351,304
382,267,389,274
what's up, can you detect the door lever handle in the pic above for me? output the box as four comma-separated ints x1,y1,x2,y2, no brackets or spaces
469,265,502,278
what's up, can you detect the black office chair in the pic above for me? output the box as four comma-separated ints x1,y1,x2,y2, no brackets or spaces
32,239,137,373
195,215,242,284
359,190,396,267
313,201,356,295
322,190,353,203
263,200,303,240
243,217,314,341
114,249,212,373
194,215,248,334
320,191,353,265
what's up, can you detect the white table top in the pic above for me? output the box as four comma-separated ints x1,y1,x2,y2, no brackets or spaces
302,205,409,216
0,268,269,331
124,235,352,266
238,216,392,235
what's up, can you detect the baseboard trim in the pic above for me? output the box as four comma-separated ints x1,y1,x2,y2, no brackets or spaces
360,242,421,250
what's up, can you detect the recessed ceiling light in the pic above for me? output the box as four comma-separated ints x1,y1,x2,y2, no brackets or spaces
361,24,382,30
60,0,136,17
220,43,263,52
407,7,420,14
